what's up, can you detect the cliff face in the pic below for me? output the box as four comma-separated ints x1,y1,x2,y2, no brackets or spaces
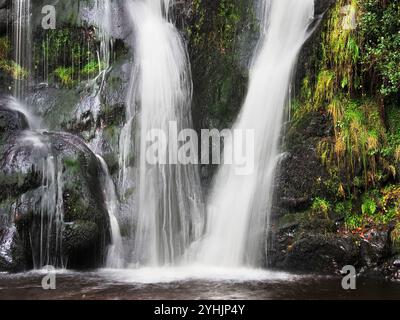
269,0,400,279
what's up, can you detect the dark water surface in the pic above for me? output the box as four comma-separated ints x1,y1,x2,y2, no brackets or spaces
0,268,399,300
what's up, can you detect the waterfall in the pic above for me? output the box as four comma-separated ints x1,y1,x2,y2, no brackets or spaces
12,0,31,99
195,0,315,267
120,0,204,266
96,155,124,268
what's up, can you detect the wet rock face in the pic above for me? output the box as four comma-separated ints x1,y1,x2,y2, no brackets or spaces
0,8,9,34
279,234,360,274
268,214,396,275
0,121,110,271
274,112,333,213
0,0,9,9
0,105,29,139
0,226,26,272
315,0,337,16
360,230,392,268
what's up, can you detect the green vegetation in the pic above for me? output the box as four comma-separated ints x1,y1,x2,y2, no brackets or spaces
186,0,258,128
293,0,400,233
81,60,101,78
34,27,107,86
54,66,74,86
0,37,28,80
311,197,331,219
359,0,400,96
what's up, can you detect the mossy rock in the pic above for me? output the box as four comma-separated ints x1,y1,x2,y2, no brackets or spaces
63,220,99,253
0,130,110,271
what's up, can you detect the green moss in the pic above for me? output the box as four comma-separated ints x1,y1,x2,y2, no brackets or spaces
63,157,81,174
187,0,258,129
63,189,90,222
0,37,11,61
311,197,331,219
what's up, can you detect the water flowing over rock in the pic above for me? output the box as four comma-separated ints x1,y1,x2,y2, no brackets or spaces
119,0,205,266
0,98,111,270
195,0,315,268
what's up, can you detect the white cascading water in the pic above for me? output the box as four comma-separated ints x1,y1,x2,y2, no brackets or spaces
120,0,204,266
13,0,31,99
96,155,124,268
3,98,65,268
195,0,315,267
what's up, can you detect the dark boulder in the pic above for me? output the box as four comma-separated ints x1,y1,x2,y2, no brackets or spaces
279,233,359,274
0,100,30,138
360,230,392,268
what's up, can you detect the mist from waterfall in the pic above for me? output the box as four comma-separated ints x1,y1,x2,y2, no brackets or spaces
119,0,204,267
195,0,315,268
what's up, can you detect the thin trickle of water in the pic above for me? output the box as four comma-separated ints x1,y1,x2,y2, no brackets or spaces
120,0,204,266
96,155,124,268
12,0,31,99
92,0,113,88
35,154,65,269
195,0,315,267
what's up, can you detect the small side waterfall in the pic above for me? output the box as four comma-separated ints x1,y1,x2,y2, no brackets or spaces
12,0,32,99
120,0,204,266
195,0,315,267
4,98,65,269
96,155,124,268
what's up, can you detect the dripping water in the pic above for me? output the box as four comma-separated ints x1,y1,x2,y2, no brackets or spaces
12,0,31,99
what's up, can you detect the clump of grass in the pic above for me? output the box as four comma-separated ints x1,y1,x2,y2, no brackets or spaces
81,60,101,78
314,70,335,109
311,197,331,219
317,97,387,187
54,67,74,86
